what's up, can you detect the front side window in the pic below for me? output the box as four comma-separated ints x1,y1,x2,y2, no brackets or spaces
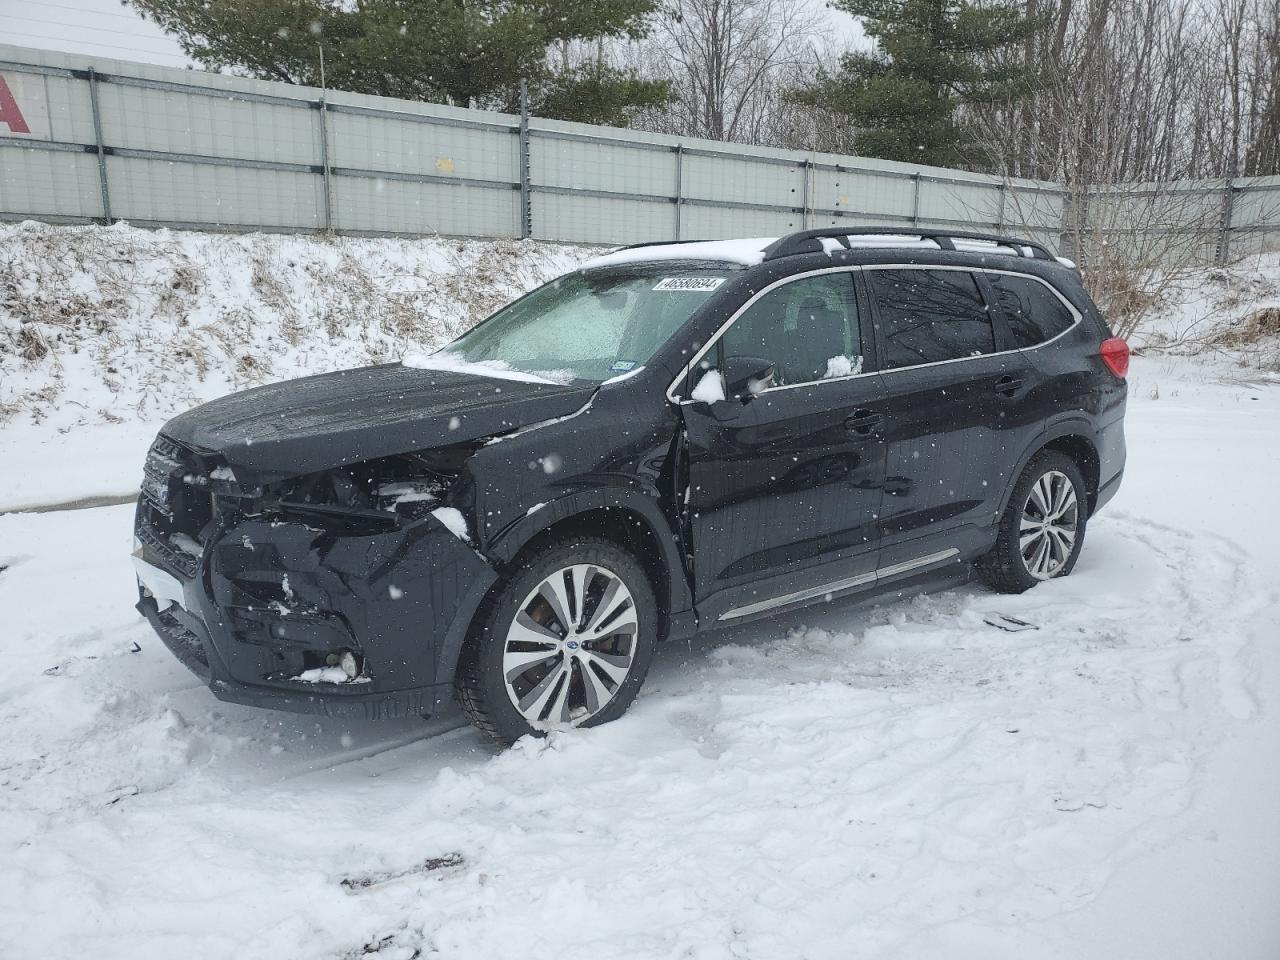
989,273,1076,347
434,267,732,383
869,269,995,369
718,273,862,386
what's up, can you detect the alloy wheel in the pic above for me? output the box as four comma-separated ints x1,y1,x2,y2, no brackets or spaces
502,563,639,727
1020,469,1079,579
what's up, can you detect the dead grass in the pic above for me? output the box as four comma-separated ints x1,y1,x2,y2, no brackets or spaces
1090,266,1166,340
1209,306,1280,346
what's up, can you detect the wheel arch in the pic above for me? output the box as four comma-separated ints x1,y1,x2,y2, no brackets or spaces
1039,434,1100,513
435,488,690,694
507,506,671,627
1000,423,1102,519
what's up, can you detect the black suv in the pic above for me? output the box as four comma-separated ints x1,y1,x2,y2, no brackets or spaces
133,228,1128,744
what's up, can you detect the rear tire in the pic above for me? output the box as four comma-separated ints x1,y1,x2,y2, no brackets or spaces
977,451,1087,594
454,536,657,747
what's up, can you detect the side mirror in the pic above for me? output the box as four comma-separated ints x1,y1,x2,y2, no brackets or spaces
721,356,776,402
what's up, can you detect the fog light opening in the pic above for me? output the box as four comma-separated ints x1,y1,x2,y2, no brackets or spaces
340,650,360,679
326,649,361,679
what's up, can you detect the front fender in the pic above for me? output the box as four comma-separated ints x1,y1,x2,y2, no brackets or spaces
486,481,692,610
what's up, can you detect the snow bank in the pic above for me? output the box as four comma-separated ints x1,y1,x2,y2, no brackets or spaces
3,225,1279,514
5,223,1278,437
1128,251,1280,372
0,221,592,430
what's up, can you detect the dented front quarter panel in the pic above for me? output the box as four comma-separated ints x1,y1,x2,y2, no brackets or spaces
453,384,694,623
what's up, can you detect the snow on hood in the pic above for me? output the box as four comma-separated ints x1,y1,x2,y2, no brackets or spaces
401,349,575,386
580,238,777,270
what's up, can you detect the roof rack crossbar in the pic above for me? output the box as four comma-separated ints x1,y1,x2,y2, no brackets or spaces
762,227,1054,262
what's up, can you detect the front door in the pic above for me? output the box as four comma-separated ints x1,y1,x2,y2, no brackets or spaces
678,271,887,622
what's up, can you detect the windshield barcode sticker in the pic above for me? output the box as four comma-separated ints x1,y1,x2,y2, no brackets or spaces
653,277,724,292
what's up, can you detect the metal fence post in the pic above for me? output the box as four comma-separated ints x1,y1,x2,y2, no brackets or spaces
996,181,1007,231
673,144,684,240
316,98,333,233
1216,178,1236,264
1060,189,1074,262
911,172,921,227
86,67,113,223
1073,185,1092,267
518,79,531,240
800,159,811,229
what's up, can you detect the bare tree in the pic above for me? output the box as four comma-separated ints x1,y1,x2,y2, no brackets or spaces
972,0,1280,183
633,0,820,143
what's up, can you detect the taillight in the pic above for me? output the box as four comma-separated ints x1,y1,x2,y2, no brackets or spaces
1099,337,1129,378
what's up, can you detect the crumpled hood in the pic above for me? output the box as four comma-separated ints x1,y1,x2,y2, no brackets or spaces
161,363,595,484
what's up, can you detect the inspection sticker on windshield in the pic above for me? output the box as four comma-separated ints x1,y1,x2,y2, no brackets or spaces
653,277,724,292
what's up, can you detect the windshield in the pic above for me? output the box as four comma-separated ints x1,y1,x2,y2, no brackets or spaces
424,267,733,383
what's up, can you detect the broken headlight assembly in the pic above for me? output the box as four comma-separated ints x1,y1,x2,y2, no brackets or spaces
254,452,464,532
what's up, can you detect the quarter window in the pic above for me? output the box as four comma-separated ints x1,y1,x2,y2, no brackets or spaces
869,269,995,369
718,274,861,386
989,274,1076,347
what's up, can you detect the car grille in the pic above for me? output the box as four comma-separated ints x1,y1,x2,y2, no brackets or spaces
141,434,184,517
136,435,213,579
137,516,199,578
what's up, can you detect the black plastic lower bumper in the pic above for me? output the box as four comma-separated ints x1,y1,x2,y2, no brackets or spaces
137,592,450,719
135,506,498,720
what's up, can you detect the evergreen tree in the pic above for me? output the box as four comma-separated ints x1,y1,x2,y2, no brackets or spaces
788,0,1038,167
127,0,669,125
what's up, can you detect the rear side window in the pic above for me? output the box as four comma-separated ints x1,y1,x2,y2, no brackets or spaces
869,269,995,369
989,274,1076,347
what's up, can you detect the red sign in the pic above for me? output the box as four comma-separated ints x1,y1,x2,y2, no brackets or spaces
0,74,31,135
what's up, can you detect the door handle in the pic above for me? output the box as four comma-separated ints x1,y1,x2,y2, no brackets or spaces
883,475,912,496
845,410,884,436
995,376,1024,397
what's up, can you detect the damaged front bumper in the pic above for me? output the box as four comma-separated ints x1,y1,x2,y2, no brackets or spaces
134,502,496,720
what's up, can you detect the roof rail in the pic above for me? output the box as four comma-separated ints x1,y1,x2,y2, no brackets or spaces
762,227,1056,262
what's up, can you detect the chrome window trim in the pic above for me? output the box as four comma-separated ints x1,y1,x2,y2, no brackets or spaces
666,265,872,403
667,262,1084,402
716,547,960,621
862,264,1083,376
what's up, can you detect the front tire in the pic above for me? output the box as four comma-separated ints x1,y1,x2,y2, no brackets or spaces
454,537,657,747
977,451,1087,594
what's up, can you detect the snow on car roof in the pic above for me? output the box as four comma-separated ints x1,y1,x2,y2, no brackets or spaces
580,237,778,270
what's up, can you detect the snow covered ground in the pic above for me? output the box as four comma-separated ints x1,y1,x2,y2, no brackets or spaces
1,350,1278,958
2,227,1279,957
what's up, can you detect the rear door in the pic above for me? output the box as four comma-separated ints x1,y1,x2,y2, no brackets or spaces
983,268,1088,424
679,270,888,622
865,266,1041,567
